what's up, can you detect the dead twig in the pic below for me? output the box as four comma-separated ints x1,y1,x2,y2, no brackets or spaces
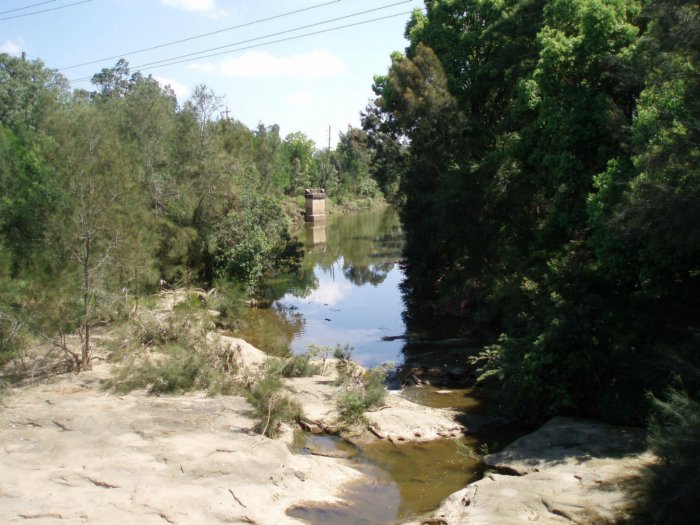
86,477,119,489
259,395,277,438
52,420,72,432
18,512,64,520
228,489,247,508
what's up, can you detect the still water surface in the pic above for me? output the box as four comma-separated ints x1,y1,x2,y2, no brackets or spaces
235,208,407,367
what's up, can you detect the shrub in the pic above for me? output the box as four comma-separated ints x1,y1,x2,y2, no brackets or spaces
362,367,388,408
307,344,332,375
246,365,302,438
107,343,212,394
147,344,211,394
333,344,355,385
212,193,303,293
173,291,207,313
0,313,26,367
337,365,389,427
129,307,214,348
337,388,368,425
131,311,171,347
280,353,320,378
208,279,247,329
632,387,700,524
107,312,240,395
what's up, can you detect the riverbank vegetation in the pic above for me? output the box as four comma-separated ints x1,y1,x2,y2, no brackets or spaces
364,0,699,521
0,56,383,372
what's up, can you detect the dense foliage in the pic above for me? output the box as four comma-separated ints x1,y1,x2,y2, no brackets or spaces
0,56,380,370
365,1,699,520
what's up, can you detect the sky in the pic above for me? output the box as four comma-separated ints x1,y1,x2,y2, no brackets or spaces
1,0,423,148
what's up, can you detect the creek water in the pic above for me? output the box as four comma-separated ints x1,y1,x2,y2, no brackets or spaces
234,208,407,367
231,208,493,524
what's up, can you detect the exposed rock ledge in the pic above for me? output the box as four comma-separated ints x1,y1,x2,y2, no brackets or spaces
404,417,655,525
0,332,466,525
0,365,365,524
282,375,464,443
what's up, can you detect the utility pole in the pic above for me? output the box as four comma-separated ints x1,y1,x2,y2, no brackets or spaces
328,125,331,151
221,107,231,121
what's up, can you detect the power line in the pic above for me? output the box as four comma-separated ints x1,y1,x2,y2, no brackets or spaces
68,0,415,81
69,9,416,83
0,0,92,21
60,0,343,71
0,0,57,16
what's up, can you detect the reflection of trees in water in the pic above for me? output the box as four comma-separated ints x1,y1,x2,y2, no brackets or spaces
303,208,405,287
258,267,319,304
237,303,306,355
343,261,396,286
273,304,304,332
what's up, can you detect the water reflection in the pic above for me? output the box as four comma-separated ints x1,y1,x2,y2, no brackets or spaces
233,208,406,366
305,221,327,247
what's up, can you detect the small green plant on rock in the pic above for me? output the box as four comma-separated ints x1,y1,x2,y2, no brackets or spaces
334,346,390,427
307,344,332,375
333,344,356,385
246,362,302,438
455,439,489,460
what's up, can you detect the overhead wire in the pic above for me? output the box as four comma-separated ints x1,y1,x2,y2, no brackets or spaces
0,0,92,21
68,0,416,82
60,0,343,71
0,0,57,16
69,8,416,83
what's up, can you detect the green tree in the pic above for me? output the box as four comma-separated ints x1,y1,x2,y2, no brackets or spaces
213,193,302,293
0,53,68,131
0,126,60,272
91,59,131,99
369,0,654,422
283,131,315,194
119,73,178,215
254,124,286,192
335,127,378,198
44,101,145,369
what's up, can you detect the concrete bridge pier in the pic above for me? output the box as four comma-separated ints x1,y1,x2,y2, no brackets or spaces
304,188,326,222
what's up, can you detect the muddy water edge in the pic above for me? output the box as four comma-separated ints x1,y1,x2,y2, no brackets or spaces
228,209,522,524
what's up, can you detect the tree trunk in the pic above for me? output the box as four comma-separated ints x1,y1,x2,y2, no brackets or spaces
82,232,92,370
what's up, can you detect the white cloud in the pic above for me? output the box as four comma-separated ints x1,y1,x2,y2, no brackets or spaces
160,0,225,16
304,281,352,307
154,76,190,101
285,91,314,104
187,63,216,74
1,40,23,56
219,49,347,80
